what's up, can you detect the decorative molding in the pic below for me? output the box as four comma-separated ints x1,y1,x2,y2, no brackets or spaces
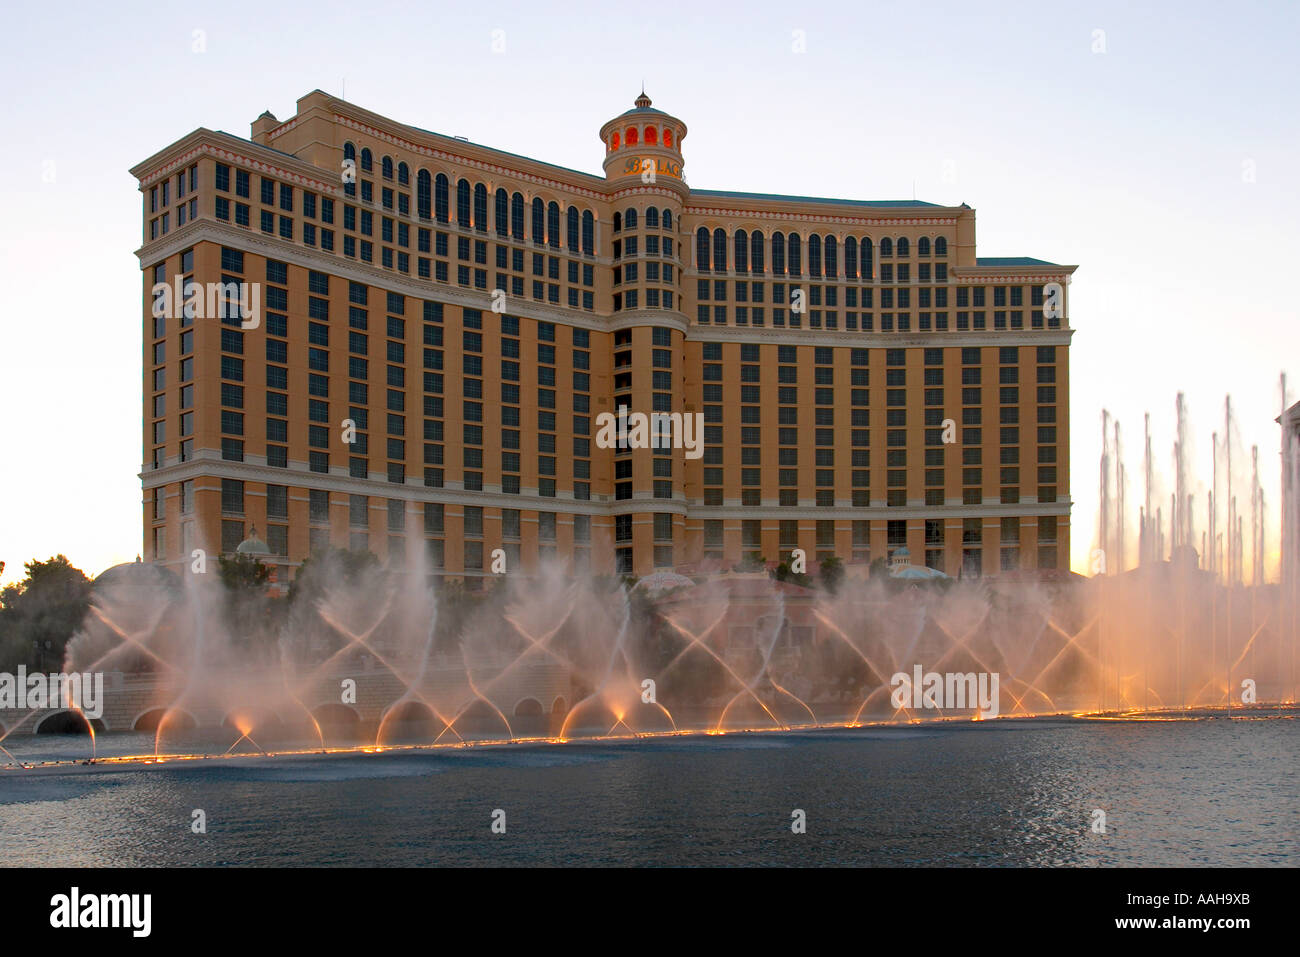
138,141,339,195
684,208,959,228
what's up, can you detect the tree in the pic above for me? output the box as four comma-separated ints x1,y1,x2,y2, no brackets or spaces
286,547,380,607
216,553,272,590
772,561,811,588
0,556,92,671
820,556,845,595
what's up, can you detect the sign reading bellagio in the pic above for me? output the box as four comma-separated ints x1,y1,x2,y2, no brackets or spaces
622,155,682,179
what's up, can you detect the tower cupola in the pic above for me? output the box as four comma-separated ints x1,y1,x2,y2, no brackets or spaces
599,91,688,196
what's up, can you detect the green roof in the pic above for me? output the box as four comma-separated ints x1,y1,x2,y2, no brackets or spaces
692,189,941,208
975,256,1057,267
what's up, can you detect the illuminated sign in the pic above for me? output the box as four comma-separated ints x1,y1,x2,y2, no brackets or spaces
621,155,682,180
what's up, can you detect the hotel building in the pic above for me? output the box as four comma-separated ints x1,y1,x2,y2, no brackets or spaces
132,90,1075,584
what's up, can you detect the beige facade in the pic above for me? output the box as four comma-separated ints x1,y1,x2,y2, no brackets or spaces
132,90,1075,585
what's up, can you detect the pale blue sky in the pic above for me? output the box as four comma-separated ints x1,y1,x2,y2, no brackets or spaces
1,0,1296,583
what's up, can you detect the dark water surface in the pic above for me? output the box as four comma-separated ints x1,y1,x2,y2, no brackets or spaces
1,718,1295,866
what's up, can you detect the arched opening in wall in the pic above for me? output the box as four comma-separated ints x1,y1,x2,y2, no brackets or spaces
663,128,672,148
512,696,546,737
379,700,438,744
453,698,512,741
550,696,568,735
625,126,638,146
35,711,106,735
644,126,658,145
133,708,197,733
313,703,362,743
611,132,620,151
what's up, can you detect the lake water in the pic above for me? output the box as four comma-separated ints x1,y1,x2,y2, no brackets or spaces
1,717,1295,866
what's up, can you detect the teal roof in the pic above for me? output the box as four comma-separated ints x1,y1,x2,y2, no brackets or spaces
975,256,1057,267
691,189,941,208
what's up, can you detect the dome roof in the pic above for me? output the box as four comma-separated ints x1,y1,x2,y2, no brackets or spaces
92,559,181,592
619,90,669,117
236,526,271,556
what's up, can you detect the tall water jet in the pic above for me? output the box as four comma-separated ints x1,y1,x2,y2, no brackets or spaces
1099,410,1112,573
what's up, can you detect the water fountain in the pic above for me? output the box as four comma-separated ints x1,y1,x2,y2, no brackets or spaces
2,392,1297,772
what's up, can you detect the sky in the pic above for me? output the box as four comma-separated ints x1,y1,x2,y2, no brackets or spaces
1,0,1297,585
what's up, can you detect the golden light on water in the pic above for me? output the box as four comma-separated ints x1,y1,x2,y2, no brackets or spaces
4,704,1298,772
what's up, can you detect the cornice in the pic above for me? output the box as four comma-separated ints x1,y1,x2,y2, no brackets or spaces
683,206,961,229
133,133,339,194
684,326,1074,348
141,455,1072,523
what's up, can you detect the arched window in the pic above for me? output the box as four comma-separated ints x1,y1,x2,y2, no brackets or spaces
360,148,373,172
567,206,580,252
734,229,748,273
382,156,394,180
613,211,622,232
547,201,560,248
772,232,786,274
917,236,930,257
495,189,509,237
456,179,471,227
845,237,858,280
879,237,893,258
434,174,449,223
825,236,838,279
582,210,595,255
662,209,672,230
397,162,409,186
626,126,639,146
611,132,620,151
861,238,874,279
808,234,822,276
645,207,659,228
343,143,357,196
644,126,657,145
625,208,638,230
788,233,802,276
531,198,545,244
663,129,673,148
696,227,710,272
713,227,727,272
935,236,948,257
417,170,432,220
511,193,525,240
896,237,909,257
473,183,488,232
751,230,765,273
